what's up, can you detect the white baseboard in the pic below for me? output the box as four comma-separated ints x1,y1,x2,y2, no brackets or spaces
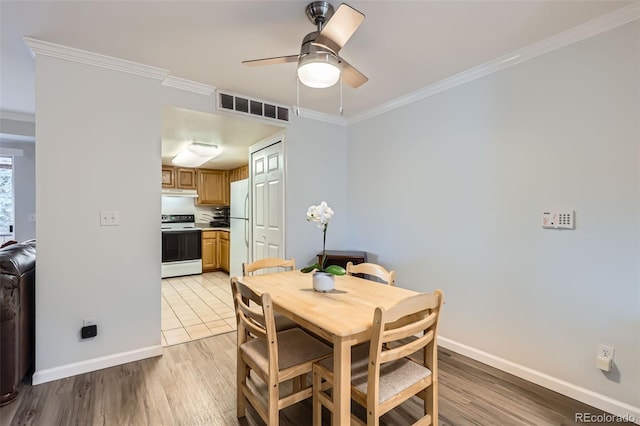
32,345,163,385
438,337,640,423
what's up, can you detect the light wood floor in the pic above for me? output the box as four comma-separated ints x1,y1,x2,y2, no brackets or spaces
1,332,617,426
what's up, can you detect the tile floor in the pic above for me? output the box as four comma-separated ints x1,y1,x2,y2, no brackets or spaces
161,271,237,347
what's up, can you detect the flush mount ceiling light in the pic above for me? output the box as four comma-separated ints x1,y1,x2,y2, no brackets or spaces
172,142,221,167
242,2,368,90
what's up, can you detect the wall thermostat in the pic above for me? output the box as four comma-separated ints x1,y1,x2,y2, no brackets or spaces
542,210,575,229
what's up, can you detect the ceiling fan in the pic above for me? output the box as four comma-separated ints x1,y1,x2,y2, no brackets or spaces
242,1,368,89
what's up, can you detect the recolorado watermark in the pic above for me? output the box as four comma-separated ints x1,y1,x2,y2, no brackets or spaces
575,412,636,423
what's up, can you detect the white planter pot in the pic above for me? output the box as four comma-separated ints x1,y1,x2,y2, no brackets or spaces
313,271,335,292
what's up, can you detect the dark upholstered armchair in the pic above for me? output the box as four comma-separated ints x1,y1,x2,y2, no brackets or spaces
0,241,36,405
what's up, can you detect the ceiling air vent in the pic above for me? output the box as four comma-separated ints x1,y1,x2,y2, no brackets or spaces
216,91,289,124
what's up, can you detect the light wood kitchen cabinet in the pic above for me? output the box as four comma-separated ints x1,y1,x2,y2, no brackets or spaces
162,166,175,188
162,166,197,189
202,230,230,273
202,231,218,271
196,169,229,206
176,168,196,189
218,231,230,273
229,165,249,183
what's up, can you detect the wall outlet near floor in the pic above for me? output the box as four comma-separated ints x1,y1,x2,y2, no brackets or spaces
596,344,614,371
81,318,98,339
598,344,614,359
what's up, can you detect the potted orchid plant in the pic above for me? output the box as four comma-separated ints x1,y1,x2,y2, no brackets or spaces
301,201,345,291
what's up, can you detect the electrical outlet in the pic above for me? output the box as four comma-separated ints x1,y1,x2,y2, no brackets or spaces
598,344,614,359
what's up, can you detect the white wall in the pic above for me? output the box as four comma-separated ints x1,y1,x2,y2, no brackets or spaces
0,140,35,241
346,22,639,410
32,53,348,381
285,115,348,267
33,55,215,379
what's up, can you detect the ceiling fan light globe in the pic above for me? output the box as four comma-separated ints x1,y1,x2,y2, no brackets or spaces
297,52,341,88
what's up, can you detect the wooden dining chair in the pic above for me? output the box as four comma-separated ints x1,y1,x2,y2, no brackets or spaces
241,257,297,331
312,289,444,426
231,277,333,425
346,261,396,286
243,257,296,276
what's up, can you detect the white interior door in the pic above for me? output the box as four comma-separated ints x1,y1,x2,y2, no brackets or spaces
250,138,285,263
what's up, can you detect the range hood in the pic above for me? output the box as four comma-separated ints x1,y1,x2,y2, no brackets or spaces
161,188,198,197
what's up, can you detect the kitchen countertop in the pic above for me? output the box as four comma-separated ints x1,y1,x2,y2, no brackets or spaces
195,223,230,231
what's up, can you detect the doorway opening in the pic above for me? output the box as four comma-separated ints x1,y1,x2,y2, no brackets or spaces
159,106,285,347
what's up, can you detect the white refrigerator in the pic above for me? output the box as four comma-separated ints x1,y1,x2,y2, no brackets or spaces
230,179,249,278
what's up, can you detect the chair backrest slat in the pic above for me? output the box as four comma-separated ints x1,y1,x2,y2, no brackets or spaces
243,257,296,276
236,299,268,339
382,311,437,343
346,261,396,286
379,329,435,364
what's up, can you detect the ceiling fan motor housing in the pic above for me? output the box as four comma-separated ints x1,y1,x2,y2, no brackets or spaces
301,31,336,57
306,1,334,30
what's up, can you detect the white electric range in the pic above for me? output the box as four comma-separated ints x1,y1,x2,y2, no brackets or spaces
161,214,202,278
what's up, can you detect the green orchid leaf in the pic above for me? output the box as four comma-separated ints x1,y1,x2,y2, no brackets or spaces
325,265,346,276
301,263,320,273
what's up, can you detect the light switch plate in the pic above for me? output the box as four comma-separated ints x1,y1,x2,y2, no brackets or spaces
542,210,574,229
100,210,119,226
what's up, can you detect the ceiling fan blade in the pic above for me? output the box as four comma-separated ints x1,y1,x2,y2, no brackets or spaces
339,57,368,88
242,55,299,67
313,3,364,54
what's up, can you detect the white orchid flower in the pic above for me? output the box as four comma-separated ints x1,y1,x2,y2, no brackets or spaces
307,201,334,227
302,201,345,276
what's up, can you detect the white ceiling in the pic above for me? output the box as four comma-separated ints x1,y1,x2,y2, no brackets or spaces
0,0,634,166
162,106,282,169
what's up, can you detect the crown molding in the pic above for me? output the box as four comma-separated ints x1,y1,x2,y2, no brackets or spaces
348,3,640,125
162,76,215,96
294,107,348,126
23,37,169,81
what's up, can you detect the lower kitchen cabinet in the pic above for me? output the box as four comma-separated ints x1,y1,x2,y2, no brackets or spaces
218,231,230,273
202,230,230,273
202,231,218,271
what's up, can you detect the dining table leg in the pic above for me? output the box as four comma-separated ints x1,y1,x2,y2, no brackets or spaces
333,337,351,425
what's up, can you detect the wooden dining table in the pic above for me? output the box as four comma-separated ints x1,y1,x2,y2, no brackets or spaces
235,269,420,425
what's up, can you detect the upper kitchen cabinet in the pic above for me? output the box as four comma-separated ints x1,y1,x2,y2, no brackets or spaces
162,166,175,188
229,165,249,183
196,169,229,206
162,166,196,189
176,168,196,189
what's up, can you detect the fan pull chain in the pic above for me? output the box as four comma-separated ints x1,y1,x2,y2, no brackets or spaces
339,72,344,116
295,77,301,116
